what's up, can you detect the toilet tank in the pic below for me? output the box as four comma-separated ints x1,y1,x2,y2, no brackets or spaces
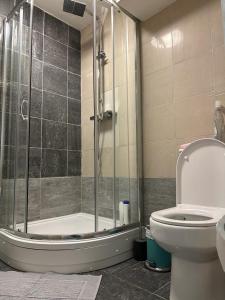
176,138,225,208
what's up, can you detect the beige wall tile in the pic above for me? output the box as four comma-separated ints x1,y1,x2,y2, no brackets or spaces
143,104,175,143
174,52,213,101
143,140,176,178
81,72,93,99
141,0,221,179
99,147,114,177
175,94,214,139
172,0,211,63
143,66,173,109
210,0,224,48
129,145,138,179
116,146,129,178
82,149,94,177
82,122,94,150
213,45,225,94
141,35,173,76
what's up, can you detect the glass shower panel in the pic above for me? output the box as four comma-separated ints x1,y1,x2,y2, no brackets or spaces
95,0,115,231
0,1,33,232
114,10,139,226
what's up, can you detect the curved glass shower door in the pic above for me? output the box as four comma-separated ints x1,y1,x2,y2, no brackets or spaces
0,0,33,233
0,0,141,238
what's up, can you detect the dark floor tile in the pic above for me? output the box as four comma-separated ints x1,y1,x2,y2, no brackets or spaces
43,63,67,96
68,47,80,75
33,6,44,33
43,91,67,123
32,59,43,90
42,119,67,149
101,259,139,275
31,88,42,118
44,36,67,70
154,282,170,300
44,13,68,45
32,31,43,60
41,149,67,177
68,72,81,100
96,273,160,300
68,151,81,176
115,261,170,294
68,99,81,125
68,124,81,150
69,26,80,51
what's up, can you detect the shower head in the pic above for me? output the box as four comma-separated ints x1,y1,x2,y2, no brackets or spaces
63,0,86,17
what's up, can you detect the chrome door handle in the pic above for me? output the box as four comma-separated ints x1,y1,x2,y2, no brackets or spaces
20,98,28,120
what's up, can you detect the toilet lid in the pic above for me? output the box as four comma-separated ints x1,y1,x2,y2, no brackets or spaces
177,138,225,208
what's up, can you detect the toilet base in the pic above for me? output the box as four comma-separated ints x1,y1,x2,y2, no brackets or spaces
170,255,225,300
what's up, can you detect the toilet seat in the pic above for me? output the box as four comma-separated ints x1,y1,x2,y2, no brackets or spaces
151,205,225,227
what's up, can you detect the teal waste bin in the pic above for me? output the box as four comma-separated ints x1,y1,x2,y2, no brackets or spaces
145,226,171,272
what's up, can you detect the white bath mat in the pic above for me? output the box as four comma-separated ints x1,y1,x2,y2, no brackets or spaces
0,271,102,299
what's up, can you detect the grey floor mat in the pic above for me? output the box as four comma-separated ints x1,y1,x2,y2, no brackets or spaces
0,271,102,300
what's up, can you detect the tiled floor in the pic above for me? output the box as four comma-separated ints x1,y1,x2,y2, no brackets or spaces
0,259,170,300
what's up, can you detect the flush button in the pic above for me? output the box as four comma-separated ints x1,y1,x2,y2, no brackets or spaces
184,156,189,161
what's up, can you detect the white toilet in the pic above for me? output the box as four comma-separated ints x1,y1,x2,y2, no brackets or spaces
150,138,225,300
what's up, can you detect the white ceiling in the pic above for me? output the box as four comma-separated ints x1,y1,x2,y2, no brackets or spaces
34,0,176,30
118,0,176,21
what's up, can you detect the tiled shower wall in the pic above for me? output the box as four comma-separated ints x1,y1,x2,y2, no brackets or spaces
0,1,82,222
31,6,81,178
29,5,82,220
141,0,224,224
80,11,139,221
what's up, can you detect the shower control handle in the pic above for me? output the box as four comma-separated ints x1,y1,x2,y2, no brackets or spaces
20,98,29,121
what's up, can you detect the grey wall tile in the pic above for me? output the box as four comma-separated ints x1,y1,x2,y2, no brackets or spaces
68,47,80,74
28,178,41,221
68,124,81,150
3,146,15,179
42,119,67,149
68,99,81,125
0,0,14,16
31,88,42,118
43,91,67,123
17,146,26,178
44,36,67,70
33,6,44,33
43,63,67,96
21,55,29,85
44,13,68,45
144,178,176,225
30,117,41,148
29,147,41,178
32,31,43,60
68,72,81,100
69,27,81,51
68,151,81,176
41,149,67,177
40,176,81,219
32,59,43,90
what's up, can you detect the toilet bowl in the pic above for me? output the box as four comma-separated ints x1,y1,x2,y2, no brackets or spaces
150,138,225,300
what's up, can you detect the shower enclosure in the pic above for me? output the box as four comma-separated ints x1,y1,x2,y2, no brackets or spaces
0,0,142,273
